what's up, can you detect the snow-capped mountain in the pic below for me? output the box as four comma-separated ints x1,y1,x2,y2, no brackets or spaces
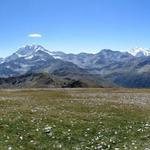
0,45,135,76
2,45,149,67
5,45,55,62
0,45,85,77
1,44,150,87
128,47,150,57
4,45,67,63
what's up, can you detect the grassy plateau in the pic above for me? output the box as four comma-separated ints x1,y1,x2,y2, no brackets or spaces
0,88,150,150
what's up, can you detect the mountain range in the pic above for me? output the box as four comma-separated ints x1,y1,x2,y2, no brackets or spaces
0,45,150,88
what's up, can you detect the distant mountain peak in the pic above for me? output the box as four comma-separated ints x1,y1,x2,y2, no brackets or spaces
129,47,150,57
4,44,55,63
17,45,48,56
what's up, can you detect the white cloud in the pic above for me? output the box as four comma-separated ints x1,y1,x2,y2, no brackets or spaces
28,33,42,38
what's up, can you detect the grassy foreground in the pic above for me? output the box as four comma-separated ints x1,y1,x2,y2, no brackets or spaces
0,88,150,150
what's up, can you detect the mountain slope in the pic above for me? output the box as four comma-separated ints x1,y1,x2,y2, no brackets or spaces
104,72,150,88
0,58,4,64
49,49,134,71
0,73,111,88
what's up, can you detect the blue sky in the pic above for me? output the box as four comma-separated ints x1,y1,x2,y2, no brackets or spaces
1,0,150,57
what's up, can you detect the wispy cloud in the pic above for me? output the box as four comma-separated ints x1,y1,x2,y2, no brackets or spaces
28,33,42,38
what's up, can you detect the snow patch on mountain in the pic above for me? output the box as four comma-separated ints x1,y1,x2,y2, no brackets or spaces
129,47,150,57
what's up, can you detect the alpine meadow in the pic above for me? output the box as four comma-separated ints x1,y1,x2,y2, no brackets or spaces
0,0,150,150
